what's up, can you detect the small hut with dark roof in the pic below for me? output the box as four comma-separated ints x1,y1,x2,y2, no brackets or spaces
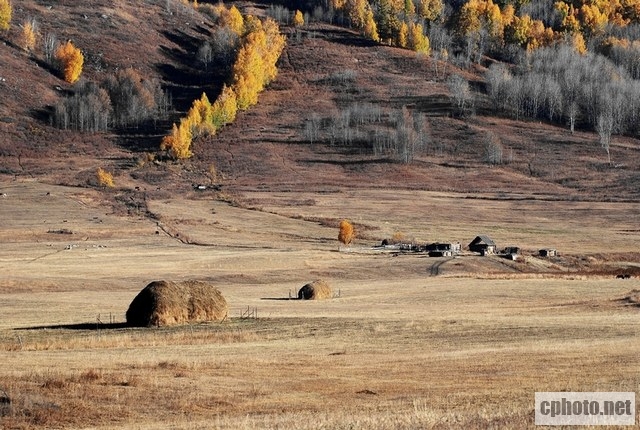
468,235,496,255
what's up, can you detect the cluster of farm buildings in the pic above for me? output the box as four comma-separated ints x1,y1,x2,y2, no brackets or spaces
380,234,557,259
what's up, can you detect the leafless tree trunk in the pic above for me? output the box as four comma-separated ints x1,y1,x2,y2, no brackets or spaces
597,112,613,165
43,32,58,64
485,63,510,113
567,102,578,134
447,74,472,117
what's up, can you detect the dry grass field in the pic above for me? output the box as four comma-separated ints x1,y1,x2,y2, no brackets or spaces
2,0,640,427
1,180,639,429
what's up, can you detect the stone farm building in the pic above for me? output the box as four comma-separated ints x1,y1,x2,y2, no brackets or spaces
424,242,461,257
539,248,557,257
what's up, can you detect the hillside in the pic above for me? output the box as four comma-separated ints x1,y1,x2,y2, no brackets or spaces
0,0,639,202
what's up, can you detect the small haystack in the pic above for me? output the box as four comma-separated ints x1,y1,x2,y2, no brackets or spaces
298,279,332,300
126,280,228,327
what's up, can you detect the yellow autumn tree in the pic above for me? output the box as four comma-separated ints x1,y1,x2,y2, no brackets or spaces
96,167,115,188
363,6,380,42
293,10,304,27
502,4,516,27
486,2,504,40
407,22,430,53
331,0,347,11
346,0,368,29
555,2,581,33
232,17,285,110
55,40,84,83
161,120,192,159
161,13,285,158
504,14,533,47
404,0,416,16
458,0,483,35
261,17,286,84
418,0,442,21
220,5,245,35
189,92,216,137
232,36,264,110
397,21,409,48
580,3,608,35
194,92,213,123
338,219,355,246
20,19,37,51
570,31,587,54
0,0,11,31
210,84,237,127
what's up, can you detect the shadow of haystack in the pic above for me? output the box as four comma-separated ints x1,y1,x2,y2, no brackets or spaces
620,289,640,307
126,280,228,327
298,279,332,300
0,387,11,417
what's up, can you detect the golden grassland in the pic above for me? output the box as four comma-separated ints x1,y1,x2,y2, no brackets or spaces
1,181,639,429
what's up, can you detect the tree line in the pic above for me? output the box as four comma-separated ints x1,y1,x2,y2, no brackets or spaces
161,5,286,159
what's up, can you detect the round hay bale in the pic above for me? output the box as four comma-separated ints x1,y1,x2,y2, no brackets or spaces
298,279,332,300
126,280,228,327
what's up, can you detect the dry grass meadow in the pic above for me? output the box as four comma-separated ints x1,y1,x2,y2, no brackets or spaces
2,1,640,427
1,180,639,429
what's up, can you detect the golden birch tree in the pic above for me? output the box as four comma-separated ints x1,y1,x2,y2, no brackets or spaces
0,0,11,31
55,40,84,83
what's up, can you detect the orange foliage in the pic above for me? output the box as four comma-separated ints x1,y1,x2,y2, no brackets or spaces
338,220,355,245
55,40,84,83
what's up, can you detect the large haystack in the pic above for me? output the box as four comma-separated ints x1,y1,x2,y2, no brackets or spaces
126,280,228,327
298,279,332,300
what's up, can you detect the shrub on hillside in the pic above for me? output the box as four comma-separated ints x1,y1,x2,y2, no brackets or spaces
52,81,111,132
52,69,169,132
55,40,84,83
0,0,11,31
19,18,37,51
103,68,169,128
96,167,115,188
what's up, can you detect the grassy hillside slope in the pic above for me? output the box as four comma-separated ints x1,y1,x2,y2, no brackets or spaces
0,0,639,201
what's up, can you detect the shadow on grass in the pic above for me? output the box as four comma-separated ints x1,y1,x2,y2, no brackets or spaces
16,322,129,331
298,157,396,166
260,297,299,301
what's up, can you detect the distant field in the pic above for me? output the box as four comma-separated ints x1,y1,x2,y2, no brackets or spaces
1,182,639,429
